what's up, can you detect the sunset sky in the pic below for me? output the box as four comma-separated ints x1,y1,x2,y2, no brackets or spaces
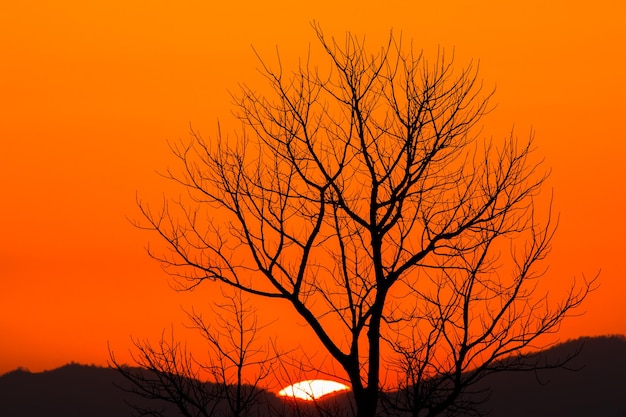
1,0,625,381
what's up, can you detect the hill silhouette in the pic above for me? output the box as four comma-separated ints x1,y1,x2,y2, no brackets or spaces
1,336,625,416
476,335,626,416
0,363,185,417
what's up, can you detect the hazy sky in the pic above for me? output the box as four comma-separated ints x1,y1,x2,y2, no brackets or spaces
1,0,625,377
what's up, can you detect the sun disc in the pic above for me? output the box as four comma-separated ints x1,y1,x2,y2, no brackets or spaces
278,379,350,401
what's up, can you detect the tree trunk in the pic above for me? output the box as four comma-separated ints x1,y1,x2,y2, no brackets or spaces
354,386,379,417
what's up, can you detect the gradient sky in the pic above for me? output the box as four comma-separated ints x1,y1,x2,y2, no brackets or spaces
1,0,625,379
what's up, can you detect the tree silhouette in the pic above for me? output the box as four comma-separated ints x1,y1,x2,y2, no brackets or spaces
110,290,278,417
136,24,594,417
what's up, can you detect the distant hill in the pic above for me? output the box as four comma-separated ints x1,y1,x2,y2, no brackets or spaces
0,363,182,417
1,336,625,417
0,363,146,416
0,362,288,417
477,335,626,417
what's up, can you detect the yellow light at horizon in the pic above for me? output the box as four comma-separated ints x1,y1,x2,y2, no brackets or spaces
278,379,350,401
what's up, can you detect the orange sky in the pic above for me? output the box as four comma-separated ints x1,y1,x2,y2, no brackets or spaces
1,0,625,381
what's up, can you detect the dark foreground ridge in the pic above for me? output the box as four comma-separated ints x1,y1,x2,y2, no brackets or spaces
1,335,625,417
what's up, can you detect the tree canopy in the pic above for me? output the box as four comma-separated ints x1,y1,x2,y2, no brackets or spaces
134,25,594,417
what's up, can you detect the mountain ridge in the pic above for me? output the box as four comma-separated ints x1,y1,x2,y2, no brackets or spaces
2,335,625,416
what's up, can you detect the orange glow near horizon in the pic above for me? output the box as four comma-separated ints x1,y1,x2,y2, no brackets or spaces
1,1,625,383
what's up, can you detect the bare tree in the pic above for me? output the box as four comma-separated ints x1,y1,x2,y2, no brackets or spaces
136,24,595,417
110,290,277,417
380,297,588,417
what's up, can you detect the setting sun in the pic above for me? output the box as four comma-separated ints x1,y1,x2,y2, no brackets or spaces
1,1,625,416
278,380,350,401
